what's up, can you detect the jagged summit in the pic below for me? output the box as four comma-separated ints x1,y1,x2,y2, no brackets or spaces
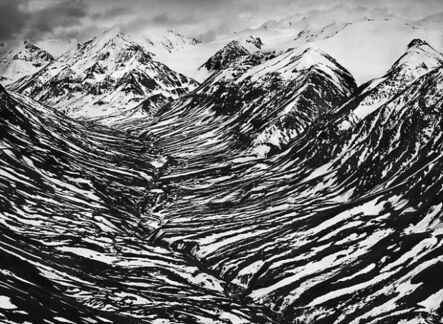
407,38,430,49
73,28,139,57
387,38,443,81
200,40,251,72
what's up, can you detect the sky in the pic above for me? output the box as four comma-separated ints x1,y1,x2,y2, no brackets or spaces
1,0,442,48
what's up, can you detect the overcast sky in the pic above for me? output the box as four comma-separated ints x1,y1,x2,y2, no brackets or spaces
1,0,442,47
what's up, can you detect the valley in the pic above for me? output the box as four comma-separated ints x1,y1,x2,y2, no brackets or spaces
0,7,443,324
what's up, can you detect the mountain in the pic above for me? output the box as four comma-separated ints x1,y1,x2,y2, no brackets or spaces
0,41,54,84
8,29,198,124
335,38,443,130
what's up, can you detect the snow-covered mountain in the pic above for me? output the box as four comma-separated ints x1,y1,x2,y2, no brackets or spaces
335,38,443,131
8,29,198,124
0,41,54,84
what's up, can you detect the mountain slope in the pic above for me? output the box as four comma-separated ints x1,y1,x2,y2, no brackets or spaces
9,29,198,124
0,41,54,84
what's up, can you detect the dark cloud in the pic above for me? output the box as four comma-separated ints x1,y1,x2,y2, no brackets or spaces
91,5,130,20
25,0,89,41
0,0,29,41
0,0,90,42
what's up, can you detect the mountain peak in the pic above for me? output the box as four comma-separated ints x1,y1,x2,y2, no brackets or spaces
224,40,248,50
200,40,250,72
388,39,443,79
290,46,346,72
71,28,140,58
407,38,430,49
22,40,44,53
94,27,127,44
100,26,123,37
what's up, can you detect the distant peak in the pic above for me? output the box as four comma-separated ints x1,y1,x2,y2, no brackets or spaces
297,46,330,60
23,41,39,50
386,39,443,80
199,40,249,71
85,27,133,49
225,40,247,49
407,39,430,49
101,26,122,36
227,40,241,46
95,27,127,43
301,46,322,54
